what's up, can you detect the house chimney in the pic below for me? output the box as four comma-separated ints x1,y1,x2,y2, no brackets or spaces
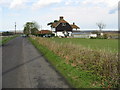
60,16,64,20
73,22,75,25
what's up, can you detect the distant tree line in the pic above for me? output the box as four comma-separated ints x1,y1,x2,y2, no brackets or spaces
2,31,14,36
23,21,55,37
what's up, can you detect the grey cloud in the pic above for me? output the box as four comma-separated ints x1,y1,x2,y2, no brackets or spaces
109,8,117,14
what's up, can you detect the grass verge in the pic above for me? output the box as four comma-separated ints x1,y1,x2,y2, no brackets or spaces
0,35,18,45
29,37,104,88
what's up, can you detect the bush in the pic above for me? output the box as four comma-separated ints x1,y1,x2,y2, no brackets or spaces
103,34,108,39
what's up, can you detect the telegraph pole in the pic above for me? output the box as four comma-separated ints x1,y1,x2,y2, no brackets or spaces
15,22,16,34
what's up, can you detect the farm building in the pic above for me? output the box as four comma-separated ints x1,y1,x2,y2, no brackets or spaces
37,30,54,37
72,32,97,38
37,30,52,34
72,32,90,38
48,16,80,37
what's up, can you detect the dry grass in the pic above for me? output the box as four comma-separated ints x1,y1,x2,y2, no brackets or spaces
31,36,119,88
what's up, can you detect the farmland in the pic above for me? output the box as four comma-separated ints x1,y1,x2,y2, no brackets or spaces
30,36,119,88
49,38,118,53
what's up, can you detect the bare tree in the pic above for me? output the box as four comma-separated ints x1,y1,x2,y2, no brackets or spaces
96,22,106,31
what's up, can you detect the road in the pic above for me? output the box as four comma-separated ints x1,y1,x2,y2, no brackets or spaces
2,37,70,88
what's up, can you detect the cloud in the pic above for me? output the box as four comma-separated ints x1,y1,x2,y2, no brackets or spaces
52,5,118,29
0,0,10,4
65,0,74,5
32,0,62,10
0,0,11,7
0,0,119,13
82,0,119,14
82,0,118,7
10,0,28,9
1,0,118,30
109,7,118,14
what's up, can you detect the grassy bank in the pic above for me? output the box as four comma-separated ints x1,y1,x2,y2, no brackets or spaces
0,35,18,45
29,37,102,88
29,36,119,88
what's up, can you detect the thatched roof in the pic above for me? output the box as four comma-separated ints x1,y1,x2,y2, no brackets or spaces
37,30,52,34
51,16,68,28
50,16,80,29
71,23,80,29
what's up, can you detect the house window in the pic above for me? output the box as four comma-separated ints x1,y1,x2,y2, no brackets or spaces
62,23,66,26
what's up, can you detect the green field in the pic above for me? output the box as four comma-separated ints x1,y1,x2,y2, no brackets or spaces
49,38,118,53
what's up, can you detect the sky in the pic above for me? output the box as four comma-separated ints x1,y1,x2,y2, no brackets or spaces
0,0,119,31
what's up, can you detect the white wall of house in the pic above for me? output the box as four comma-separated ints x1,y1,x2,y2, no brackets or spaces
54,31,72,37
73,29,77,30
56,32,64,37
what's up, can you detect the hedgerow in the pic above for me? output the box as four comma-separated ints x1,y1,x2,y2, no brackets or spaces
31,36,119,88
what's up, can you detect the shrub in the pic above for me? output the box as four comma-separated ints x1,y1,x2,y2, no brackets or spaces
103,34,108,39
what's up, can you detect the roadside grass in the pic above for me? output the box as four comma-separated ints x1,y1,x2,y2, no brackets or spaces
29,37,108,88
49,38,118,53
0,35,18,45
29,36,119,88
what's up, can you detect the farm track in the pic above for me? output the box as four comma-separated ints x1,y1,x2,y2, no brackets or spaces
2,36,70,88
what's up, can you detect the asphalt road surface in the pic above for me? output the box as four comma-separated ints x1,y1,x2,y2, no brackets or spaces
2,36,70,88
